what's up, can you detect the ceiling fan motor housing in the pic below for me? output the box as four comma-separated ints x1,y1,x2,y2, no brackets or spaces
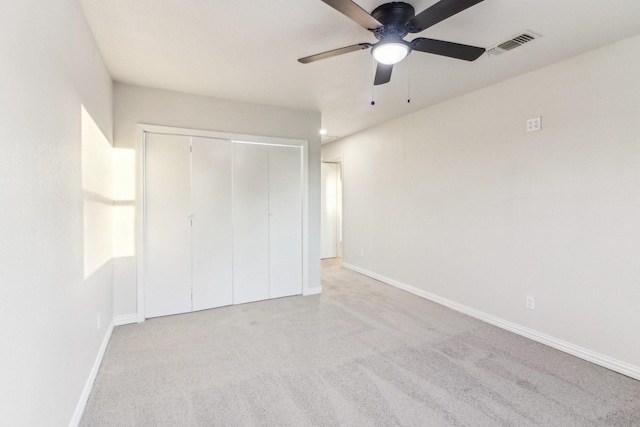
371,2,415,40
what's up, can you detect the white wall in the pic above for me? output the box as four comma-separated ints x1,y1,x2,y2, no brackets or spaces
0,0,114,425
322,35,640,375
112,83,322,319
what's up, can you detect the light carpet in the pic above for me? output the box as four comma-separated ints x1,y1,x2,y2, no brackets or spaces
81,259,640,426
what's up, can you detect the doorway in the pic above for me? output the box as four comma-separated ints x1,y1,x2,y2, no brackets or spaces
321,161,343,260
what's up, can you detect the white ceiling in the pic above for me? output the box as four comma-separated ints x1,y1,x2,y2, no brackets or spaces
79,0,640,140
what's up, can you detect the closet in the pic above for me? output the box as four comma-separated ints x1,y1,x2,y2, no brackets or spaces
144,132,302,319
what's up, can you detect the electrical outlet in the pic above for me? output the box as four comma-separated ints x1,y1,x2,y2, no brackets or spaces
526,296,535,310
360,249,364,258
97,313,101,331
526,117,541,132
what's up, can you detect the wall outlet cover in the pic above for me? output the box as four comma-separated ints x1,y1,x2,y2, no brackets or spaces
527,117,541,132
526,296,535,310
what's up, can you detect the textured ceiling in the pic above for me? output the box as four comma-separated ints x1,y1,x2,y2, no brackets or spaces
79,0,640,140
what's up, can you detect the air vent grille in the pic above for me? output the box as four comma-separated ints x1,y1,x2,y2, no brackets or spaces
488,32,538,56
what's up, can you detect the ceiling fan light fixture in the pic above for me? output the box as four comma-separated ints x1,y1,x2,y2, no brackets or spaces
372,41,409,65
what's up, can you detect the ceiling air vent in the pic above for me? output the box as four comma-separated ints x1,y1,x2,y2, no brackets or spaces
487,32,539,56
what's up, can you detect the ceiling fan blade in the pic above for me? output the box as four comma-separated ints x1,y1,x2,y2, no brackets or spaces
374,62,393,85
298,43,372,64
412,38,485,61
321,0,382,30
409,0,484,33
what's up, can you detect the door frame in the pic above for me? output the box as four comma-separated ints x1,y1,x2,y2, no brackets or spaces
321,156,344,259
136,124,309,322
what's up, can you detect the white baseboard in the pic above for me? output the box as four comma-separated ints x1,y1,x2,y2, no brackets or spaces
69,320,114,427
303,287,322,296
114,314,138,326
342,262,640,381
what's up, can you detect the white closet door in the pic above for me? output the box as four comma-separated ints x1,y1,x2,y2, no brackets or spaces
191,137,233,311
232,143,270,304
269,146,303,298
145,133,192,318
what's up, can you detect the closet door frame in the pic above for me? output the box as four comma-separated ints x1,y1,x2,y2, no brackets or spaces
135,124,309,323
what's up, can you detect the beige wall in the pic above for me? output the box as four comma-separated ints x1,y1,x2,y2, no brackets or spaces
112,83,322,318
0,0,114,424
323,35,640,374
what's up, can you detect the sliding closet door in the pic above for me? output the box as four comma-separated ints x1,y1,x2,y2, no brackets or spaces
191,137,233,310
145,133,192,318
269,146,303,298
232,143,270,304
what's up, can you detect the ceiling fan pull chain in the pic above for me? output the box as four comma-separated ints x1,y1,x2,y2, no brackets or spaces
407,56,411,103
371,58,376,106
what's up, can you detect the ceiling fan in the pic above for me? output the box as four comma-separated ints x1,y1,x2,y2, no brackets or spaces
298,0,486,85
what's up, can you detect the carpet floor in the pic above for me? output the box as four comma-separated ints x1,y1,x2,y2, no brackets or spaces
81,259,640,426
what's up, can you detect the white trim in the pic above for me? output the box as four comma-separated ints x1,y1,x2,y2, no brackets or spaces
301,141,310,298
303,287,322,296
136,124,310,321
135,127,145,323
114,314,138,326
69,320,114,427
342,262,640,381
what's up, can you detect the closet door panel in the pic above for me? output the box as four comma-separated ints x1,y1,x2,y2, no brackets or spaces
232,143,270,304
192,137,233,311
145,133,192,318
269,146,303,298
